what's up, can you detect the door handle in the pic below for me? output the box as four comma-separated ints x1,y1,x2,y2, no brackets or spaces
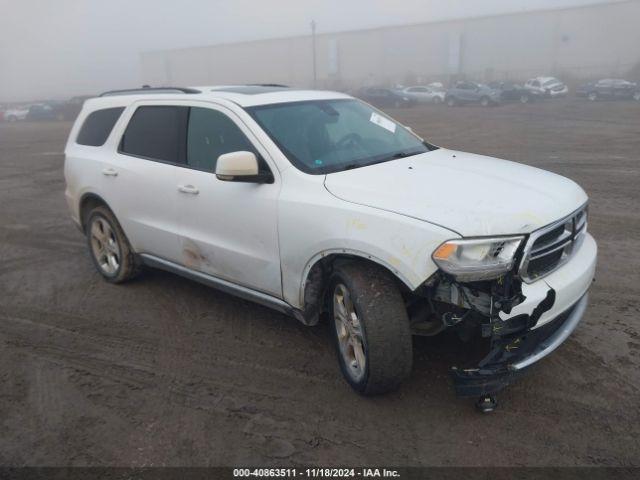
102,168,118,177
178,184,199,195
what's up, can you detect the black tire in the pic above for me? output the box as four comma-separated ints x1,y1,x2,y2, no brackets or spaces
446,97,456,107
480,96,491,107
519,93,530,104
328,261,412,395
85,206,140,283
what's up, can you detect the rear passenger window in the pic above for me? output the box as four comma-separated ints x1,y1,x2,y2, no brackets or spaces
120,106,189,163
76,107,124,146
187,107,258,172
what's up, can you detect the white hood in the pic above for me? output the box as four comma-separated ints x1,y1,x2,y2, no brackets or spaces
324,148,587,237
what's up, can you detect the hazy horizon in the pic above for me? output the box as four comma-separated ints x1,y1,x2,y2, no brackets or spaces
0,0,624,102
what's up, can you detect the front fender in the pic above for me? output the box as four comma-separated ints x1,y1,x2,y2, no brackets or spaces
277,170,457,309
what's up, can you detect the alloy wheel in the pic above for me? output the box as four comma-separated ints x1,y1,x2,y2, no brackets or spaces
90,216,121,275
333,283,366,382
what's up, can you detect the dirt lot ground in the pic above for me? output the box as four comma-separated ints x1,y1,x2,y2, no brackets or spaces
0,98,639,467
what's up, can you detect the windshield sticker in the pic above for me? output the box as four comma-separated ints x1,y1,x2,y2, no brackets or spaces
369,112,396,133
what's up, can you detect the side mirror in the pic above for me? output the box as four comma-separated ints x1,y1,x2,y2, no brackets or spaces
215,151,273,184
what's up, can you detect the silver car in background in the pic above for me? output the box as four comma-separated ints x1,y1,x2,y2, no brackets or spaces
400,85,445,104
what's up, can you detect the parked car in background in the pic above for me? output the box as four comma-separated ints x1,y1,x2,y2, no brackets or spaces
401,85,445,104
525,77,569,97
445,81,501,106
356,87,415,108
26,103,58,121
576,78,640,101
54,96,94,120
488,81,543,104
427,82,445,91
4,106,29,122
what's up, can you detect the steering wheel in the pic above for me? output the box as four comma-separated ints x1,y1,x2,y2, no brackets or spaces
335,132,364,150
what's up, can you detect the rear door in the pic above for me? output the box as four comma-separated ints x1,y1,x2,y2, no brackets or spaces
106,102,186,263
174,103,282,297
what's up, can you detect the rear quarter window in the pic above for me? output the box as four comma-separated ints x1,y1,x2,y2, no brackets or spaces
76,107,125,146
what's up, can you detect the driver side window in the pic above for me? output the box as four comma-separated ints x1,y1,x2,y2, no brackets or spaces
187,107,259,173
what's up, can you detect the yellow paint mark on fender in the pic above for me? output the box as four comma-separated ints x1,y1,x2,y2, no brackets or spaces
347,219,367,231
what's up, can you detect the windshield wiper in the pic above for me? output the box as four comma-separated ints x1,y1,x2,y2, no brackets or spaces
338,150,424,172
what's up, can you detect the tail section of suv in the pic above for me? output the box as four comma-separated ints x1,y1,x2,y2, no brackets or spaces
65,85,596,405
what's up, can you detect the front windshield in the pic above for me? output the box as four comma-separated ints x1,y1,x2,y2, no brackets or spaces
247,99,431,174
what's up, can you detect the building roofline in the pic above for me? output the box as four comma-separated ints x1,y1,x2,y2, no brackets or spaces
141,0,634,57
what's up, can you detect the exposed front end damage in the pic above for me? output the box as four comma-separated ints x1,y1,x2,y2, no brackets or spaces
410,230,597,398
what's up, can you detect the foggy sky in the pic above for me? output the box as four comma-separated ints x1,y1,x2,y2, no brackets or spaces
0,0,619,101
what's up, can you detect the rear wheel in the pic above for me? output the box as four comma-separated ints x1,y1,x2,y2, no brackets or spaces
446,97,457,107
329,262,413,395
86,206,140,283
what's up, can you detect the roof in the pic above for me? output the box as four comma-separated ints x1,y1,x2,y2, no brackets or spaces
85,85,351,111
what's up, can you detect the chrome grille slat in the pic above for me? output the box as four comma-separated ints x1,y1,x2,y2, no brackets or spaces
519,204,588,283
529,238,573,260
529,229,573,255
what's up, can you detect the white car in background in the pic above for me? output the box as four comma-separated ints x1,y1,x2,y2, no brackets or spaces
525,76,569,97
4,106,29,122
401,85,445,104
64,85,596,408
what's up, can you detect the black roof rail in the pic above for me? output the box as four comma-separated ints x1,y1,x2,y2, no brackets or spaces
99,86,201,97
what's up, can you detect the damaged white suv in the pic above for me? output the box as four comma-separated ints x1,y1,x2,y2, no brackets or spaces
65,85,596,403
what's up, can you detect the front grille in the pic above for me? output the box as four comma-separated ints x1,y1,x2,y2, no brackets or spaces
519,205,588,282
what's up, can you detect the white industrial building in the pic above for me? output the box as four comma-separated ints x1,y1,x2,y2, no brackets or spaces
141,0,640,89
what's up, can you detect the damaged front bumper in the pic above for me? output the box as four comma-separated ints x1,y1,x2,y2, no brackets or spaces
450,232,597,397
452,293,588,397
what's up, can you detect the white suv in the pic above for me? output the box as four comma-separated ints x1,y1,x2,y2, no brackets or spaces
64,85,596,402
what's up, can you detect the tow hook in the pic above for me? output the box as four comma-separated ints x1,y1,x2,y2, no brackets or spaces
475,395,498,413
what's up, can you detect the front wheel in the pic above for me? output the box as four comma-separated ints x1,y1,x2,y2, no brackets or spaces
329,262,413,395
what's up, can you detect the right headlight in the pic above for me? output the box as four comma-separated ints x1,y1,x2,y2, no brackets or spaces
432,236,524,282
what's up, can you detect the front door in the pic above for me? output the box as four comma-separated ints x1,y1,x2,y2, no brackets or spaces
174,105,282,297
